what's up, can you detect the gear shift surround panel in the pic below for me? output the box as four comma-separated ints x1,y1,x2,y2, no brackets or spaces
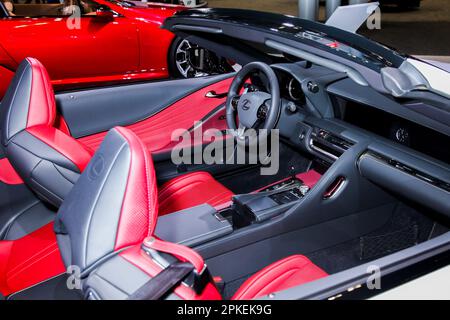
230,177,311,227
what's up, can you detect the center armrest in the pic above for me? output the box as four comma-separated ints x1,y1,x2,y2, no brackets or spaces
155,204,233,247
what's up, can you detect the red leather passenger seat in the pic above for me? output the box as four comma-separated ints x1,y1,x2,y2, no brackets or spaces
0,58,233,233
0,223,64,296
81,128,328,300
232,255,328,299
0,126,326,299
159,171,234,216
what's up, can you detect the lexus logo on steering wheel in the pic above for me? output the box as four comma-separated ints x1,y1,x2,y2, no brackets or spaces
241,99,251,111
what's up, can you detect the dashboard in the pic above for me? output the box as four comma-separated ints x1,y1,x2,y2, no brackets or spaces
254,63,449,167
341,100,450,164
250,62,450,217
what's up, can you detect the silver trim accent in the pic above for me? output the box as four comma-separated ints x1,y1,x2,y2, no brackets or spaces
265,40,369,86
205,90,227,98
287,77,303,101
324,178,346,199
309,138,339,161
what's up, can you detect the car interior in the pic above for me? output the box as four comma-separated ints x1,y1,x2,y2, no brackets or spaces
0,52,448,300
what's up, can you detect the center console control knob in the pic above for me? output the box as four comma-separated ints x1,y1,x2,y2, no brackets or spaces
307,81,320,93
299,185,310,196
287,101,297,113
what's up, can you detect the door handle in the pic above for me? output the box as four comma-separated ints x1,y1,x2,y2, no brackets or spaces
205,90,228,99
323,176,346,199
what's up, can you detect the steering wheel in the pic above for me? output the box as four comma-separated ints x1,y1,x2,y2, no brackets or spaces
225,62,281,146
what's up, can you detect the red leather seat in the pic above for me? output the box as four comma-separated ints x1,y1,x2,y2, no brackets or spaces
0,57,94,208
80,129,327,300
0,57,233,237
232,255,328,300
159,171,234,216
0,223,64,296
0,126,326,299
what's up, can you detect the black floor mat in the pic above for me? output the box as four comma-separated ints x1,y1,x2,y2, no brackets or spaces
308,203,447,275
359,223,418,260
220,203,448,297
308,239,362,275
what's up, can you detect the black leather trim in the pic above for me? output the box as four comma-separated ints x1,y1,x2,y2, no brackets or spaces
9,131,80,172
0,181,50,240
55,129,131,272
7,274,82,300
5,131,81,207
85,254,151,300
0,60,32,145
2,201,55,241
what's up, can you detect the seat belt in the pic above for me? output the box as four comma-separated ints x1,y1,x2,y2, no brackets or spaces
127,262,194,300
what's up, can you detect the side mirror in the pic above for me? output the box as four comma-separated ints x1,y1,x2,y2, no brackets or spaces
95,8,114,19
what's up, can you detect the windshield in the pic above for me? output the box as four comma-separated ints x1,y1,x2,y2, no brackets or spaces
168,8,407,72
293,29,392,69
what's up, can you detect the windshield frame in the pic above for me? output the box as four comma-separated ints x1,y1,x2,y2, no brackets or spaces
166,8,408,72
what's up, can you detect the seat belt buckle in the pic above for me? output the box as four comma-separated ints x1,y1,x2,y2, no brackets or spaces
184,263,214,295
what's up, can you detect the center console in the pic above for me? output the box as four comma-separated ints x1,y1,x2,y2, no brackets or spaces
223,176,312,227
155,204,233,247
155,174,317,247
153,122,353,249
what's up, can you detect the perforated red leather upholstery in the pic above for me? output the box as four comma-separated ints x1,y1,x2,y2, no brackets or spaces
112,127,159,251
232,255,328,300
0,223,65,296
0,126,327,299
80,130,326,300
159,171,234,216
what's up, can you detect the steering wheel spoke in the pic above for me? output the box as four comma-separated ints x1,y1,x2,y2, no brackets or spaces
236,123,247,139
231,95,241,110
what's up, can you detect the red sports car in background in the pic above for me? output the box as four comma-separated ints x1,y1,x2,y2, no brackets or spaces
0,0,226,98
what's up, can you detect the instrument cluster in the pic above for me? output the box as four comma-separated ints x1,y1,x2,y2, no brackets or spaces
278,72,306,105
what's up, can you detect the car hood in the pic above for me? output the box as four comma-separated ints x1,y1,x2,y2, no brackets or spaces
110,1,187,21
416,56,450,73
